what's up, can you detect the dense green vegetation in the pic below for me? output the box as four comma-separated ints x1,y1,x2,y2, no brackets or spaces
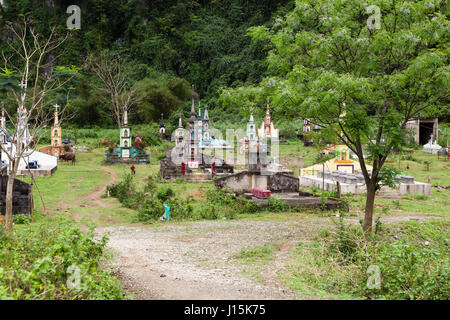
0,215,127,299
0,0,294,127
285,219,449,299
105,173,308,222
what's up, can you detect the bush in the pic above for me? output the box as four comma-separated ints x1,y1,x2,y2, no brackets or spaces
365,240,449,299
0,224,7,242
235,196,260,214
206,187,235,206
302,220,450,299
404,154,419,162
157,152,166,160
199,203,220,220
106,174,135,203
309,186,338,199
267,198,287,212
136,198,163,222
108,175,194,222
156,186,175,202
0,217,127,299
168,198,194,220
13,214,32,225
134,123,162,147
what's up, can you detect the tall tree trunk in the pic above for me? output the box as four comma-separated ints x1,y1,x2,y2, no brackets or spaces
5,165,15,232
363,180,377,233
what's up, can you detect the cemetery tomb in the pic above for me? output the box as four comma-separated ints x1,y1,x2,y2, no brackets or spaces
105,106,150,164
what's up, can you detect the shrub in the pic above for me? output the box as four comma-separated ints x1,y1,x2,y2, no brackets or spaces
303,220,450,299
106,174,135,203
108,175,195,222
166,198,194,220
206,187,235,206
134,123,162,146
267,198,288,212
404,154,419,162
0,224,7,242
309,186,338,199
136,198,163,222
13,214,32,225
157,152,166,160
0,217,127,299
199,203,220,220
406,194,429,201
156,186,175,202
235,196,260,214
144,177,157,193
224,208,237,220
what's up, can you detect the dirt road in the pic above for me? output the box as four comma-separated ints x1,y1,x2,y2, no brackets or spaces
97,220,322,300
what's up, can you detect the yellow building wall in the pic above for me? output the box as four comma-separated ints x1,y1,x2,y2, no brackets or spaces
300,158,372,176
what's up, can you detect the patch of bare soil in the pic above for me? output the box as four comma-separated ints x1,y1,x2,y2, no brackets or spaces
188,188,206,198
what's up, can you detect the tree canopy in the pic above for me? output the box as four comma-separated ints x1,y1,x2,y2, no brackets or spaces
0,0,293,127
220,0,449,231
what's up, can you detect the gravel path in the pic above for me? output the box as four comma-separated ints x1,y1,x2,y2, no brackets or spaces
97,220,321,300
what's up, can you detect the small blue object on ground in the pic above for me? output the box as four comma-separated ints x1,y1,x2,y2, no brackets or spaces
163,203,170,221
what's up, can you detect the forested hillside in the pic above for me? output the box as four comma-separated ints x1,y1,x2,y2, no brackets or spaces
0,0,293,127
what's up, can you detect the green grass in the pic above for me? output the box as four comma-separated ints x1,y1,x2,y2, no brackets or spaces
234,244,276,264
384,150,450,186
281,220,450,300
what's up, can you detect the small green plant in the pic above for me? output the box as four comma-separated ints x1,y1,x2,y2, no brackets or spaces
106,173,135,203
374,216,383,234
144,179,157,193
157,152,166,160
13,214,32,225
409,194,429,201
175,177,185,184
136,198,163,222
404,154,419,162
320,193,327,211
235,245,274,264
392,200,402,209
156,186,175,202
0,223,8,242
199,204,220,220
224,209,237,220
267,197,287,212
206,187,235,206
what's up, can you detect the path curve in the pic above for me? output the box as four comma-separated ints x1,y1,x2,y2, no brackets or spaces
56,163,118,226
97,220,323,300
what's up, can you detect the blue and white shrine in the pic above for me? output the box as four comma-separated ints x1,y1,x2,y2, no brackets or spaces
105,106,150,163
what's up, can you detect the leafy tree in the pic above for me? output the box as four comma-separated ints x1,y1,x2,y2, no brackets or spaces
133,76,192,123
224,0,449,232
